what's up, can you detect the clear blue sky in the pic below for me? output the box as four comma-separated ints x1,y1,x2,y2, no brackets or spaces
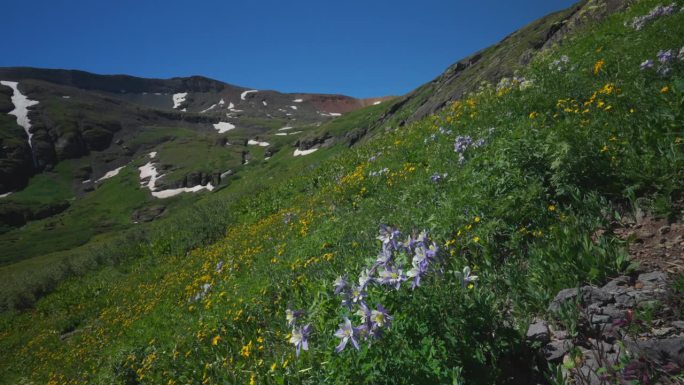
1,0,576,98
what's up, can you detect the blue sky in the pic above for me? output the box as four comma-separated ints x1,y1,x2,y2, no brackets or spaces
1,0,576,98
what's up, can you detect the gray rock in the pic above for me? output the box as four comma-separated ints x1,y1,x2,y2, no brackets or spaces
601,276,631,293
590,314,611,325
601,305,625,320
614,292,636,308
625,337,684,367
527,320,550,344
637,271,667,289
672,321,684,330
543,340,573,362
652,327,674,337
548,286,611,312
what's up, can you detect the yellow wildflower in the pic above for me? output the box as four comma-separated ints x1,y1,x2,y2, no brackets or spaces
660,86,669,93
472,236,480,243
211,335,221,346
474,216,481,223
548,204,556,212
600,145,609,153
593,59,605,75
529,111,538,119
270,362,277,372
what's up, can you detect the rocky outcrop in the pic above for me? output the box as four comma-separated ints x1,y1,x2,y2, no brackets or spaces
530,271,684,383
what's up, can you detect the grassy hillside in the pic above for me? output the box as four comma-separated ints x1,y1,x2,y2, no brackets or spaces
1,1,683,384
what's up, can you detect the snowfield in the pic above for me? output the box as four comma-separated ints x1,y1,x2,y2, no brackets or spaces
241,90,258,100
200,104,217,113
293,99,303,103
247,139,270,147
0,192,12,198
213,122,236,133
293,148,318,156
172,93,187,109
1,81,40,150
97,166,126,182
138,152,214,199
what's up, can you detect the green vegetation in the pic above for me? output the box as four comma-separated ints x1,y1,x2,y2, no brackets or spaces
1,1,683,384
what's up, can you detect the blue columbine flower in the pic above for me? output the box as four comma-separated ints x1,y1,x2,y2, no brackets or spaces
350,285,367,304
657,49,674,64
333,275,348,295
457,266,479,288
286,309,304,327
334,317,360,352
290,324,311,357
377,265,407,290
371,304,392,330
640,59,654,70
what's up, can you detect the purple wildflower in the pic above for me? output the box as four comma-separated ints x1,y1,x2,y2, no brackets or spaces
657,66,672,76
458,266,479,288
358,268,374,290
333,275,348,295
350,285,367,304
430,173,448,183
286,309,304,327
640,59,654,70
657,49,674,63
355,301,373,329
289,324,311,357
454,135,473,153
334,317,360,352
377,265,407,290
375,244,393,266
371,304,392,330
472,138,486,148
628,3,678,30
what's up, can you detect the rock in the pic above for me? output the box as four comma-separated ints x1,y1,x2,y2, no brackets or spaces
672,321,684,330
601,305,625,320
652,327,674,337
637,271,666,289
625,337,684,367
542,340,573,362
526,320,550,344
659,225,671,234
548,286,611,312
601,276,631,293
589,314,611,325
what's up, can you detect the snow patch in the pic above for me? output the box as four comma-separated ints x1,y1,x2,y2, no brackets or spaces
294,148,318,156
262,100,268,106
1,81,39,151
293,99,303,103
227,102,235,109
172,93,187,109
275,133,288,136
200,104,217,113
62,96,71,99
149,152,157,159
81,179,91,184
213,121,236,133
0,191,12,198
290,105,298,110
279,126,293,131
138,152,214,199
240,90,258,100
218,98,226,106
373,101,382,105
97,166,125,182
247,139,270,147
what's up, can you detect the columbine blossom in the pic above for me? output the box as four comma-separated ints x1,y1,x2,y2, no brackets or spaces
457,266,479,289
640,59,654,70
289,324,311,357
371,304,392,331
334,317,360,353
358,268,374,289
350,285,367,304
628,3,678,30
377,265,407,290
286,309,304,327
454,136,473,153
430,173,448,183
333,275,348,295
657,49,674,63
